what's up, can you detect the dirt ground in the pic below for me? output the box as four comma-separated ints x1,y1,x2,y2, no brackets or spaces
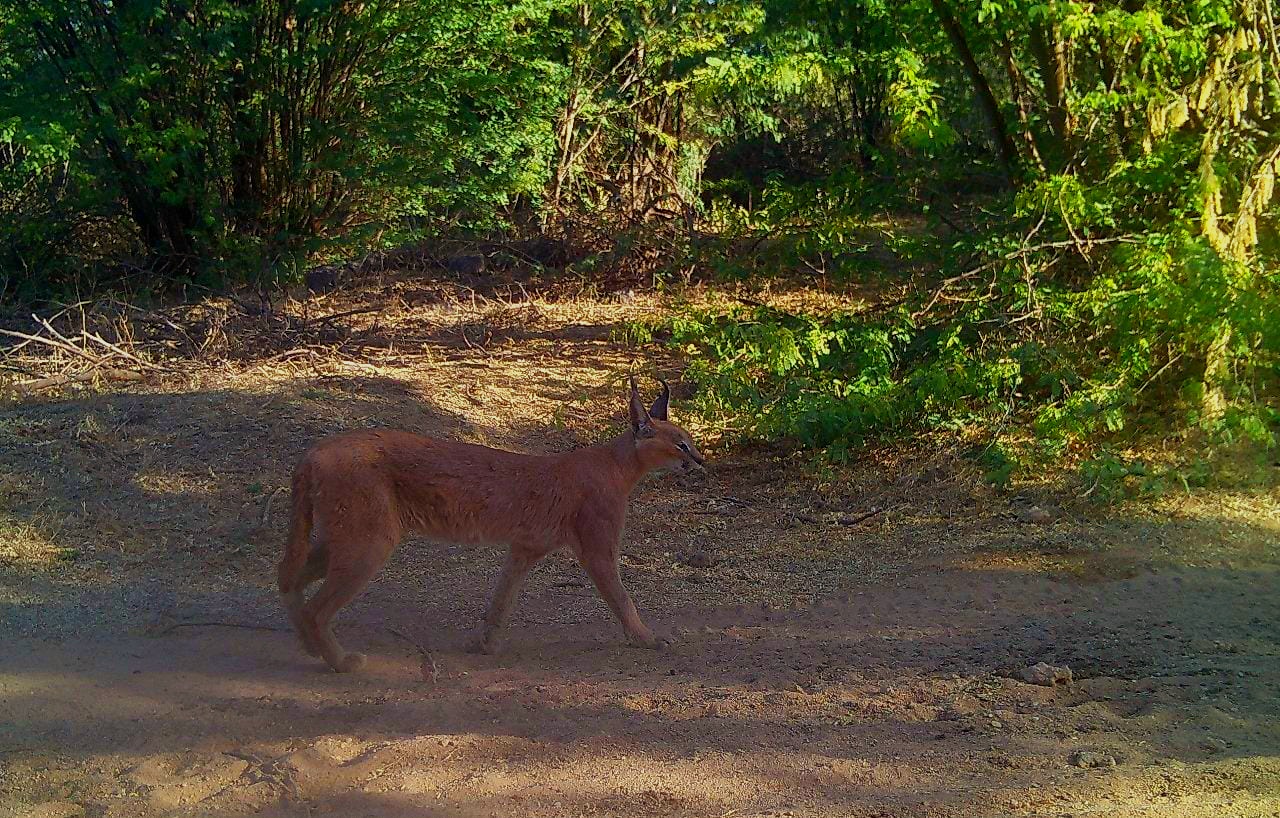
1,278,1278,818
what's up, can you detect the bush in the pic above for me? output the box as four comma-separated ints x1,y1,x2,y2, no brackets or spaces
0,0,559,290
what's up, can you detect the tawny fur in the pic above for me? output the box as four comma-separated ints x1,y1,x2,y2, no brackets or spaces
278,379,705,672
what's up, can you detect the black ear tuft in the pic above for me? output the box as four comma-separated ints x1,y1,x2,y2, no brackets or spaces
649,378,670,421
628,375,652,434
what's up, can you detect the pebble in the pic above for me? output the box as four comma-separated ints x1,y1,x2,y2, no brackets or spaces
1201,737,1229,754
1070,750,1116,768
681,549,719,569
1017,505,1054,525
1021,662,1073,686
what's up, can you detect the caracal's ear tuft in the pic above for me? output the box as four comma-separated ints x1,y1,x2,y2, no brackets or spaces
649,378,670,421
628,376,654,437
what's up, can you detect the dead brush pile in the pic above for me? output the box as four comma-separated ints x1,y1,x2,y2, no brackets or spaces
0,265,671,400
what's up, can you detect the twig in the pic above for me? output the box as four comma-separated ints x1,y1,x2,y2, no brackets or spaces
0,328,102,365
834,505,896,526
157,621,287,636
107,298,190,337
82,330,163,371
388,626,440,683
261,486,287,527
307,306,384,326
912,266,996,319
13,368,143,392
795,505,897,527
34,315,94,359
913,234,1140,320
1135,352,1184,396
1079,472,1104,500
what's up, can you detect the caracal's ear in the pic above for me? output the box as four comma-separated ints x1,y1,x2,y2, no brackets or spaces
628,376,655,438
649,378,670,421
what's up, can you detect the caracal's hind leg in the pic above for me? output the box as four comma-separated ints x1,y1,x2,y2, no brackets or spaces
576,533,660,649
469,548,544,655
284,545,330,656
301,547,387,673
299,486,401,673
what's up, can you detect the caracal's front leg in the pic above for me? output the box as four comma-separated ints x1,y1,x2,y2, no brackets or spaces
576,533,663,650
469,548,541,655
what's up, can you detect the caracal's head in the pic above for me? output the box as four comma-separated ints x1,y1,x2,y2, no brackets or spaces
628,376,706,475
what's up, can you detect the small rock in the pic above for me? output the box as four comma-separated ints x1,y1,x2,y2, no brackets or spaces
445,254,486,276
1021,662,1073,686
1017,505,1053,525
305,265,343,293
1201,737,1229,754
1069,750,1116,769
680,549,718,569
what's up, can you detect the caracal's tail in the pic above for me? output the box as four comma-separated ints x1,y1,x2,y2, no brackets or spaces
277,461,314,596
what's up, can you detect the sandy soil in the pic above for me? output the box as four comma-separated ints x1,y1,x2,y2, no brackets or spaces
1,284,1278,818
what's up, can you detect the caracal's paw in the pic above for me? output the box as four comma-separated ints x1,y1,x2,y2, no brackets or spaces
334,652,367,673
628,631,674,651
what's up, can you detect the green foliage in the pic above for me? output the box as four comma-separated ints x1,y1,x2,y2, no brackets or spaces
644,0,1279,484
0,0,559,287
664,304,1023,459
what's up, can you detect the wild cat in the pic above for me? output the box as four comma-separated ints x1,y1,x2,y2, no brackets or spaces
277,377,705,671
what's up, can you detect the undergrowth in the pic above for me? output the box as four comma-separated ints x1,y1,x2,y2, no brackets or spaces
627,219,1280,497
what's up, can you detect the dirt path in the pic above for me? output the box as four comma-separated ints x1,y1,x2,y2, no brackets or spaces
2,287,1278,817
4,560,1278,818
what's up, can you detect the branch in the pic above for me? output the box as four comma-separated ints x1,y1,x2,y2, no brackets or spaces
0,327,101,365
913,235,1139,320
13,369,143,392
82,330,163,371
388,627,440,683
156,621,287,636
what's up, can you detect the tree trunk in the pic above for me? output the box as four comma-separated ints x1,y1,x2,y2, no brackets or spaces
929,0,1021,182
1028,8,1071,168
997,34,1047,174
1201,323,1232,421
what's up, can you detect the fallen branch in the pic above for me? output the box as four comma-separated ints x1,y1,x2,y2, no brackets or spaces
0,327,102,365
308,306,384,326
14,368,143,392
82,330,163,371
388,626,440,683
794,505,897,527
156,621,287,636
